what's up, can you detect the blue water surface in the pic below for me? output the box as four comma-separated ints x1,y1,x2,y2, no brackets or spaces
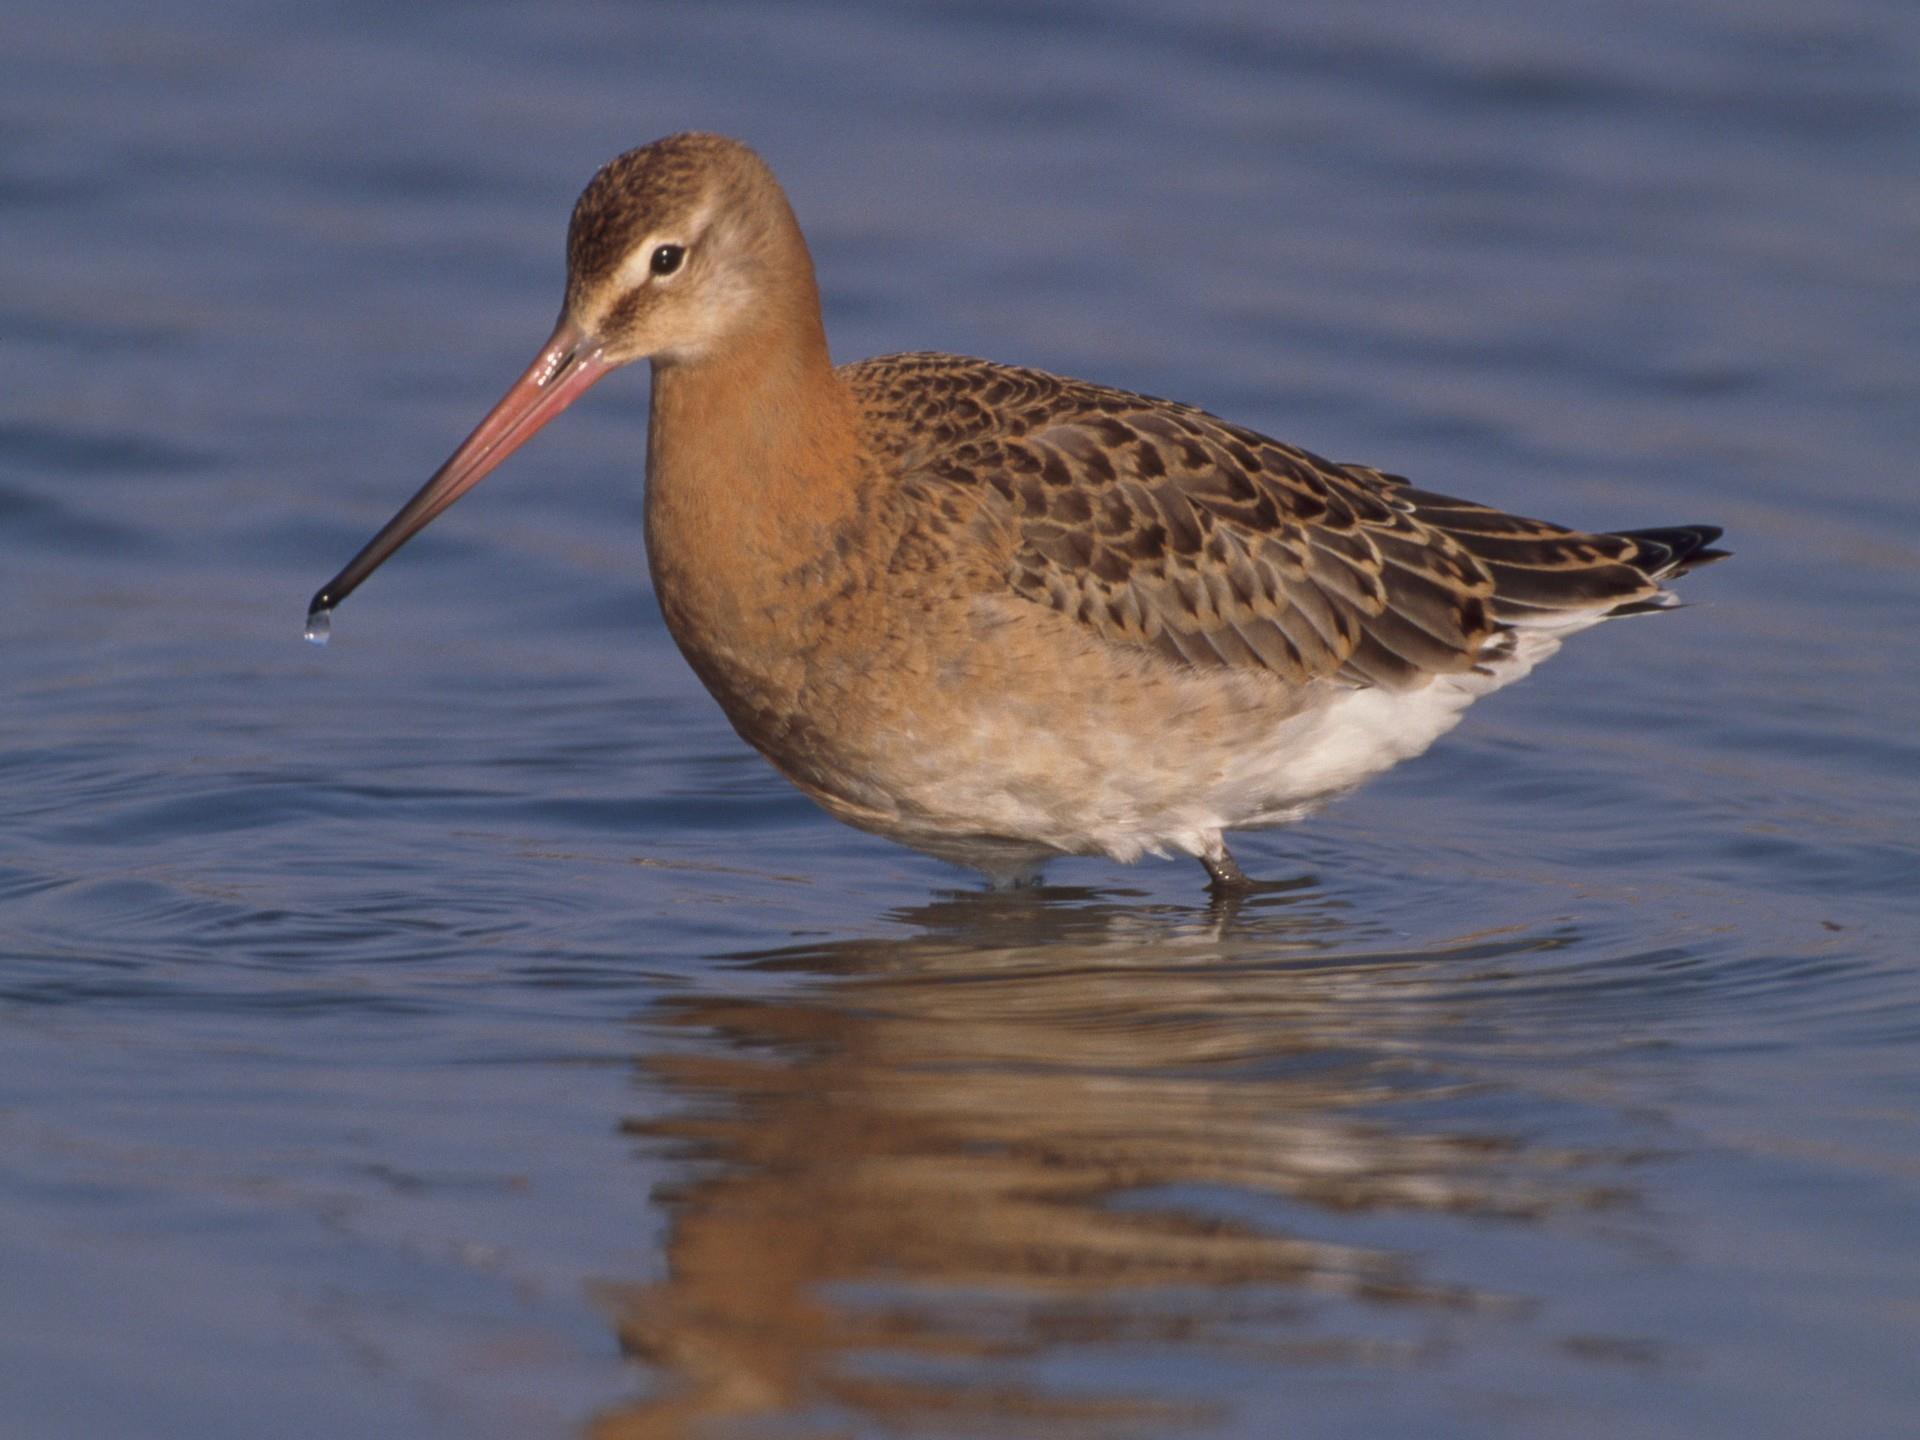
3,2,1918,1436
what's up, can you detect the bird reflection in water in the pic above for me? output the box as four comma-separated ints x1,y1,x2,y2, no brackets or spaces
589,883,1639,1438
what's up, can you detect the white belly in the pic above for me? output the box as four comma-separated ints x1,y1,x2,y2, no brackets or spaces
843,624,1580,873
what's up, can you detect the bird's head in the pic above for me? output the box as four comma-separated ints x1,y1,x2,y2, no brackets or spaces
308,133,809,632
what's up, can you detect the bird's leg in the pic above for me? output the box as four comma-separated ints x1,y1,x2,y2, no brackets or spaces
981,860,1047,891
1199,843,1251,894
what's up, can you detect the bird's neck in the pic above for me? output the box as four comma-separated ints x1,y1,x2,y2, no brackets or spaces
643,301,865,666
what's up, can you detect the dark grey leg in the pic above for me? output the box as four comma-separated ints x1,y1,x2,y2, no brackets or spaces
982,860,1047,891
1200,843,1250,893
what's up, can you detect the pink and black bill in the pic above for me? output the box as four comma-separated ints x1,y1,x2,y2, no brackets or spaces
307,318,610,630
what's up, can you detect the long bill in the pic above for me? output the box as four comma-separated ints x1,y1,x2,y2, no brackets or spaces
307,316,611,629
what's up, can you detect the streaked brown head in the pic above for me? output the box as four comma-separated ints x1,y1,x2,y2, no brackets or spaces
563,132,810,367
309,133,816,627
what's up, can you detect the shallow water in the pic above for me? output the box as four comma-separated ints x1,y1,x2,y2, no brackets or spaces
4,1,1919,1436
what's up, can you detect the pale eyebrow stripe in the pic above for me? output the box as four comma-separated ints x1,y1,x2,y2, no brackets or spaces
609,197,714,292
612,234,671,292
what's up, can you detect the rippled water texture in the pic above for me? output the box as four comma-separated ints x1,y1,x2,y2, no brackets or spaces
4,2,1918,1436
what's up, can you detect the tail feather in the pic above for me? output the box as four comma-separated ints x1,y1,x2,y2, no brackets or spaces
1609,524,1729,580
1596,525,1728,616
1403,484,1728,629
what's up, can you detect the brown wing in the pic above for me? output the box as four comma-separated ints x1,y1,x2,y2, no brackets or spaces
847,354,1710,690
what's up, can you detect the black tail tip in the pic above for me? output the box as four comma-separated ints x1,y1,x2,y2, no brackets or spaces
1612,524,1729,577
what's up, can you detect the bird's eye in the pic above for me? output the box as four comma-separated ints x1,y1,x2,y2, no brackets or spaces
650,244,686,277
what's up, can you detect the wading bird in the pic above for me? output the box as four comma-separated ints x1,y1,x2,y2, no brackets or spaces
310,133,1724,891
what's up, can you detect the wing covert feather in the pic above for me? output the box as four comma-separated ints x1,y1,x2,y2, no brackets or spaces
844,354,1690,690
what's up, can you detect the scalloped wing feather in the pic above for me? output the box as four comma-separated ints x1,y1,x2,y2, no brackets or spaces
844,354,1718,692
